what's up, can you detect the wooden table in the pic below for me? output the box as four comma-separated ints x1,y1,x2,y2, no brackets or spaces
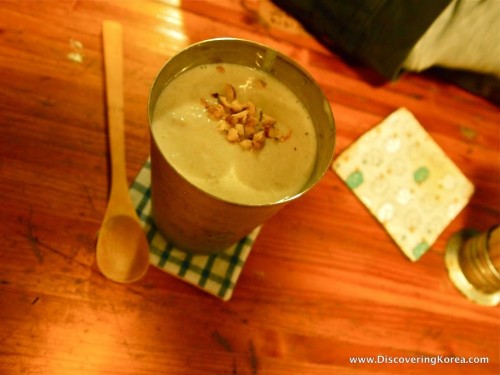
1,1,498,374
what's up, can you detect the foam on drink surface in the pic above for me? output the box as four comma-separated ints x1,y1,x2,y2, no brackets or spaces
151,63,317,205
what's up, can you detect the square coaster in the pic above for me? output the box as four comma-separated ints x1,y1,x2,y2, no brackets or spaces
129,159,260,300
332,108,474,261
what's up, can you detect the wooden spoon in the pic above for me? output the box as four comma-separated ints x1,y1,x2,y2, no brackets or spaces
96,20,149,283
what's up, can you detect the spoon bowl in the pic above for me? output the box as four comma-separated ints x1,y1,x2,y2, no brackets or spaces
97,215,149,283
96,20,150,283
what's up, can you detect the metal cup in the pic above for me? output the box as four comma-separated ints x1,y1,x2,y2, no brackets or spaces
147,38,335,254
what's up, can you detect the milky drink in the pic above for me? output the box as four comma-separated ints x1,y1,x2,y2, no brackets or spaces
151,63,317,205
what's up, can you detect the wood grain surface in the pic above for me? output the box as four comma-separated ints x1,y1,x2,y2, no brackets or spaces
0,1,498,374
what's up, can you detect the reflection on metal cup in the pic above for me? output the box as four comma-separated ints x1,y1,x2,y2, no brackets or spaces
445,225,500,306
147,38,335,254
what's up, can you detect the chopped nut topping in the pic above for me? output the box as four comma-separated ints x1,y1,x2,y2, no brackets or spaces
201,78,292,151
239,139,253,150
225,84,236,102
261,114,276,129
205,102,225,120
244,123,256,138
226,127,239,142
246,101,256,116
235,123,245,137
253,79,267,88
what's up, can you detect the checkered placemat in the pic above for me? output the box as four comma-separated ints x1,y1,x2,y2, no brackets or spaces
129,159,261,301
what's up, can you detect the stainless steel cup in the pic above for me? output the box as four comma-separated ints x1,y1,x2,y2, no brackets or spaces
148,38,335,254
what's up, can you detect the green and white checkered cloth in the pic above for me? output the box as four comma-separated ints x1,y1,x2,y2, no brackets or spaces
129,159,261,301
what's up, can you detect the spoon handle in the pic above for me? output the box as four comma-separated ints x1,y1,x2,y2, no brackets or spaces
102,21,129,211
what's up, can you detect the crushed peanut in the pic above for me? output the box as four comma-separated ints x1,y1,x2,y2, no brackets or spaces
201,78,291,151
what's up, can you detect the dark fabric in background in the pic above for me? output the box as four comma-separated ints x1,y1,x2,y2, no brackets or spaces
271,0,451,80
271,0,499,104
